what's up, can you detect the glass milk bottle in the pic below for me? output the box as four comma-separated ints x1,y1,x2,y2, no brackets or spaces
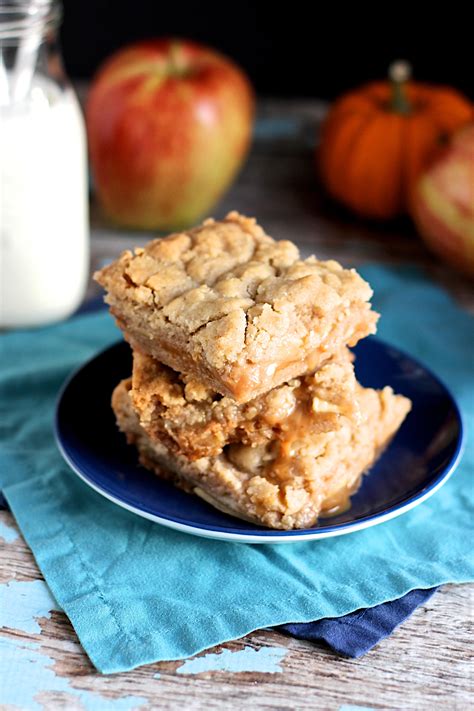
0,1,88,327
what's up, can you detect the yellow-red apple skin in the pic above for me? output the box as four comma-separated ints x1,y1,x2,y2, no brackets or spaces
411,125,474,278
86,39,254,230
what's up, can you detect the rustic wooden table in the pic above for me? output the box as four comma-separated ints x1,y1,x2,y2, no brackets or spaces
1,98,473,710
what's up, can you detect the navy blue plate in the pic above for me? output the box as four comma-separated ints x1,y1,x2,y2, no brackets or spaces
55,338,463,543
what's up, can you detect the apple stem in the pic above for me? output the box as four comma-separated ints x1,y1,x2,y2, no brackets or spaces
389,60,412,115
168,41,187,77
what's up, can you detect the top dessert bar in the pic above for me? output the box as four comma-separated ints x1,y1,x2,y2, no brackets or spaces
95,211,378,402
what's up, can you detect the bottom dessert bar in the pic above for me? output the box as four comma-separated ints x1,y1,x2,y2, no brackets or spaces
112,377,411,530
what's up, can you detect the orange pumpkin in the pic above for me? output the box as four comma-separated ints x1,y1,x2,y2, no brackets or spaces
319,62,474,219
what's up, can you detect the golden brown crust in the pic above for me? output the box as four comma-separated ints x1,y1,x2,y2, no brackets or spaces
112,376,411,530
130,347,359,460
96,212,378,401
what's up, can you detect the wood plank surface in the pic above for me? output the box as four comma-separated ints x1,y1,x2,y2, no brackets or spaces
1,510,473,710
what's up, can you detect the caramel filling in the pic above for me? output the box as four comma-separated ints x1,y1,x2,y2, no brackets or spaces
272,387,330,474
226,379,365,520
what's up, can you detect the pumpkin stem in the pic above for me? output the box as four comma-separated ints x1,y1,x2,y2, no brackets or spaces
389,60,412,114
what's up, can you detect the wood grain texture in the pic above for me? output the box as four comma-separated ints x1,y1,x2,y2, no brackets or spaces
1,511,473,710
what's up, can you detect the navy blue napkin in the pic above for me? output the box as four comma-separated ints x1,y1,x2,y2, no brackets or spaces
278,588,437,657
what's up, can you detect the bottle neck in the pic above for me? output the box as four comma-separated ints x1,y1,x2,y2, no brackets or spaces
0,1,61,42
0,1,62,106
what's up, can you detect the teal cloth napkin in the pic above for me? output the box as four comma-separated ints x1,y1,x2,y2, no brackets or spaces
0,265,473,673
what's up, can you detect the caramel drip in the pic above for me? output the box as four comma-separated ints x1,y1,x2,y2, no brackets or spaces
265,388,363,517
319,475,363,518
266,386,334,484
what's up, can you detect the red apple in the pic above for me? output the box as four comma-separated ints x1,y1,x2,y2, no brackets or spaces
411,125,474,278
86,39,254,230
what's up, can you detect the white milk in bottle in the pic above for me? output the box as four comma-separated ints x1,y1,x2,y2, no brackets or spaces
0,1,89,327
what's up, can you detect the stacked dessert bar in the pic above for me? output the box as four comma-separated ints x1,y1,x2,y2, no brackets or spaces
95,212,411,530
